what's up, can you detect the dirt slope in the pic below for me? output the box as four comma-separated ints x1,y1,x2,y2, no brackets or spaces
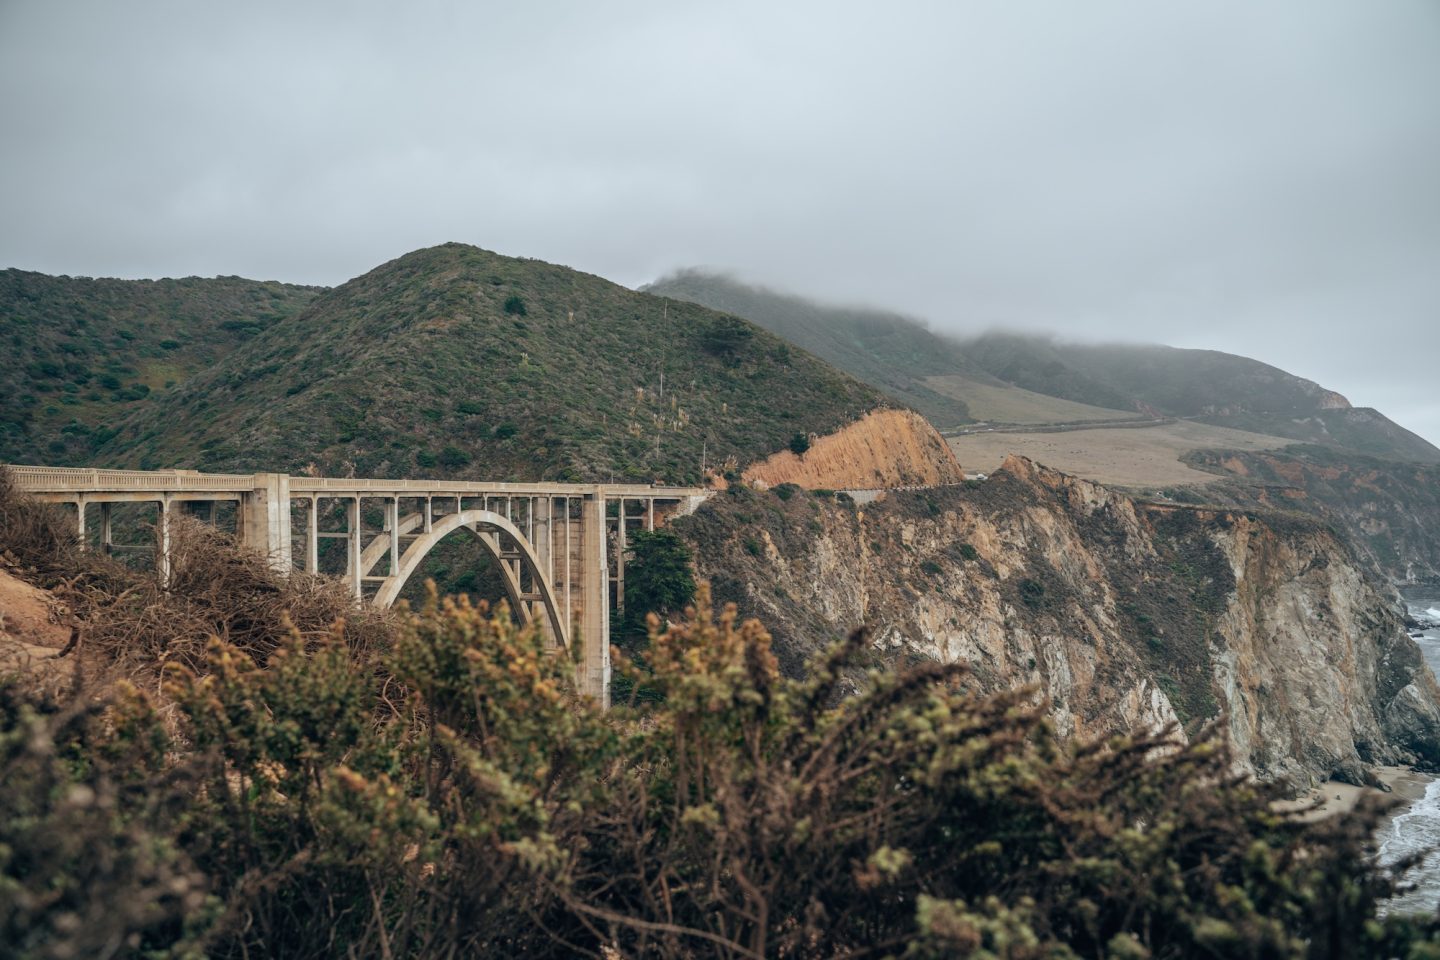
743,409,963,490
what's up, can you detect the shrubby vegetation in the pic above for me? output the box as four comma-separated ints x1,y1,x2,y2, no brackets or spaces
0,269,320,465
3,481,1440,958
93,243,885,483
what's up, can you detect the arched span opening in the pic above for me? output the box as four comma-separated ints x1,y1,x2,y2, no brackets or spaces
368,509,569,653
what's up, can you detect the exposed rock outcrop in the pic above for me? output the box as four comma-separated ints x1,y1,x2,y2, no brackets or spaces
678,456,1440,785
743,409,963,491
1184,447,1440,585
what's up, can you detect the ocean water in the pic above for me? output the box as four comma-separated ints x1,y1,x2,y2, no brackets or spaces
1379,594,1440,915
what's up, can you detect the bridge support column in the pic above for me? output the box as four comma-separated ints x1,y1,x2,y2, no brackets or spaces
305,496,318,575
386,497,400,576
346,497,361,600
156,495,171,587
240,473,292,573
533,497,553,636
577,492,610,707
100,503,113,557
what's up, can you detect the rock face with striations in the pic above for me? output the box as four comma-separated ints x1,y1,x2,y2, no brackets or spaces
742,409,964,491
677,455,1440,785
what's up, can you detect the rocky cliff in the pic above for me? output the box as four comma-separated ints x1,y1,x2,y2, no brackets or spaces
676,456,1440,786
741,408,964,490
1182,446,1440,586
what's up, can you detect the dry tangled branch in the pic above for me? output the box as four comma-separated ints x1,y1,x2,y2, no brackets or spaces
0,466,391,681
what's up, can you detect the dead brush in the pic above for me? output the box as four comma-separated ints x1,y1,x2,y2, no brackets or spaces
72,516,393,676
1,466,392,682
0,466,85,577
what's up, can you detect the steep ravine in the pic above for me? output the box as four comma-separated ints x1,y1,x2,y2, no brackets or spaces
675,456,1440,786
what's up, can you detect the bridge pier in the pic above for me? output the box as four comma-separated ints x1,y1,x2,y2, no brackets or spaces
238,472,292,574
578,492,609,705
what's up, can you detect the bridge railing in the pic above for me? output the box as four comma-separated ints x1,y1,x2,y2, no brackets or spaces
6,466,706,501
6,465,260,493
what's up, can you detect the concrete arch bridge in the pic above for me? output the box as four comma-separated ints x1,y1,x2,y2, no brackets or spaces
9,466,709,703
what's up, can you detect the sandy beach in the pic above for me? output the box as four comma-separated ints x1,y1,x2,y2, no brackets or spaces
1279,765,1434,822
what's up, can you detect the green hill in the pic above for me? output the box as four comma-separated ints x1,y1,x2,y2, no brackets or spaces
96,244,886,482
959,333,1440,462
0,269,321,465
645,271,1437,463
643,270,984,429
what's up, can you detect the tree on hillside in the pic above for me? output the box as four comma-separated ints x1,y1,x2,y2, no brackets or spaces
621,528,695,641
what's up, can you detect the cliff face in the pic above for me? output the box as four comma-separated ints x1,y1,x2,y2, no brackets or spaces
1183,447,1440,586
677,456,1440,785
742,409,964,490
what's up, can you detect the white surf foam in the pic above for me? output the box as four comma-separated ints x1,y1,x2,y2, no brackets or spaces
1381,778,1440,916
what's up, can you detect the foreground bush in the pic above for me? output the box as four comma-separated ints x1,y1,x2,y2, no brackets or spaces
3,582,1439,958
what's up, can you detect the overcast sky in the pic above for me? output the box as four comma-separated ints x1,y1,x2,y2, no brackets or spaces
3,1,1437,443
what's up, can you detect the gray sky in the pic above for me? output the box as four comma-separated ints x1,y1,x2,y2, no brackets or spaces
3,1,1438,444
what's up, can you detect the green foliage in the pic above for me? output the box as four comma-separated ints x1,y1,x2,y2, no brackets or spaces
788,432,811,455
647,270,977,429
699,314,754,357
503,294,527,316
94,244,884,482
3,574,1440,958
619,529,696,644
0,269,321,464
438,444,472,467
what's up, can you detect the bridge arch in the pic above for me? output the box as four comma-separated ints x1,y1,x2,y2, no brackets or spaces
370,509,569,653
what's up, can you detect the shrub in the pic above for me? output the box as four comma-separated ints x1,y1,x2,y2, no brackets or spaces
503,295,527,316
620,528,695,647
2,480,1438,958
788,433,811,456
699,315,753,357
439,445,472,468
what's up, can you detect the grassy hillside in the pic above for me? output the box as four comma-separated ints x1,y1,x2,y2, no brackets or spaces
960,333,1440,462
646,272,1437,463
98,244,886,482
0,269,322,465
922,375,1138,425
643,270,982,428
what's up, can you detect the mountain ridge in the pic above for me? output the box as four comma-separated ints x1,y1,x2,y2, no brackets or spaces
90,244,889,483
648,270,1440,464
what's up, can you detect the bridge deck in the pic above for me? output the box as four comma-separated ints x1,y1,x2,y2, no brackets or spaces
6,465,705,500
